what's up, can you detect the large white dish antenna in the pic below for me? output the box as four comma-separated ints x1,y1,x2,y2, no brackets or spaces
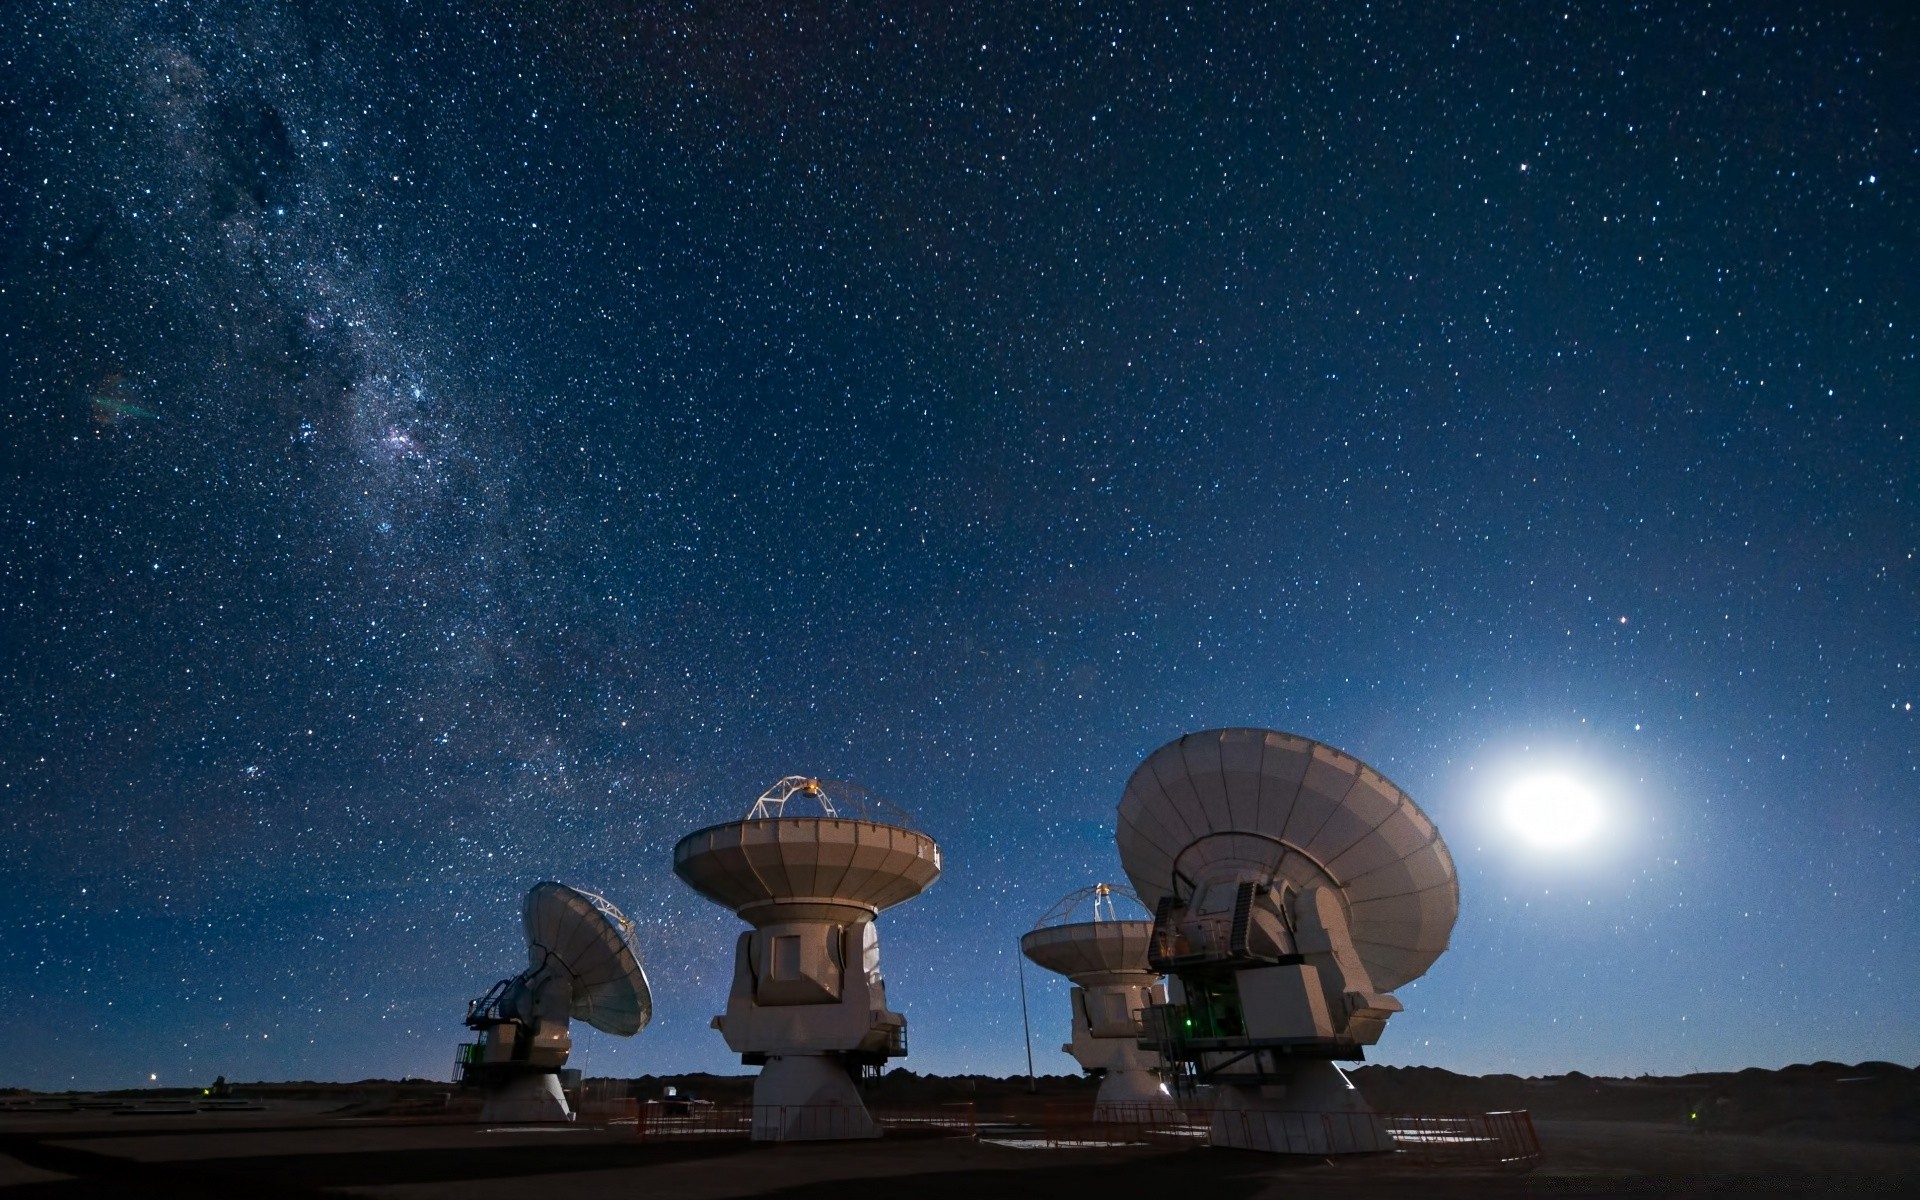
1116,728,1457,992
523,881,653,1036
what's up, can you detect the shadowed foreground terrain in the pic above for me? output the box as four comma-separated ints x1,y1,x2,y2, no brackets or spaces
1349,1060,1920,1143
0,1064,1914,1197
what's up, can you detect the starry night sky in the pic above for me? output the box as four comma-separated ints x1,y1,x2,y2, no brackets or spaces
2,3,1913,1092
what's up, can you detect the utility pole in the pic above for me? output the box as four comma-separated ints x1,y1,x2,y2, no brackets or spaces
1016,944,1037,1093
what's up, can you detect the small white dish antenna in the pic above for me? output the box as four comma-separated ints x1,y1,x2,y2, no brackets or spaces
1020,883,1178,1117
457,882,652,1123
523,883,653,1036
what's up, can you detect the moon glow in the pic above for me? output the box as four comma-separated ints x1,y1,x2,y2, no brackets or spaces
1503,774,1603,849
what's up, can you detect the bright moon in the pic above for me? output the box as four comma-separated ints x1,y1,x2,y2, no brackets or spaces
1503,774,1602,849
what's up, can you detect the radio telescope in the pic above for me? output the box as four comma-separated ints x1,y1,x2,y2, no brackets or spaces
457,882,652,1123
1118,729,1457,1154
674,777,941,1140
1020,883,1177,1117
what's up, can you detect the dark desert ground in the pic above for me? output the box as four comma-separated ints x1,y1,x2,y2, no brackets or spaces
2,1062,1916,1198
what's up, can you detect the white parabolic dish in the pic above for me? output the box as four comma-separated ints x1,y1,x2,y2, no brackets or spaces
672,818,941,922
1116,728,1458,992
1019,920,1156,982
523,881,653,1036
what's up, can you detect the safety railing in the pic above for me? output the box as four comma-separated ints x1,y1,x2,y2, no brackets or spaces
1041,1102,1210,1148
634,1101,749,1140
1040,1103,1541,1167
635,1101,976,1143
1208,1106,1396,1155
874,1104,977,1139
1376,1110,1542,1167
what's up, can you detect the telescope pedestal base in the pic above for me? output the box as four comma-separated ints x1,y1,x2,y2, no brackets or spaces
1094,1068,1180,1120
1207,1061,1391,1155
480,1072,573,1124
750,1053,878,1141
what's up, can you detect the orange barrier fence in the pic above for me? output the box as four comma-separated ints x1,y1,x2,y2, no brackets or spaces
636,1101,977,1143
1040,1102,1541,1167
